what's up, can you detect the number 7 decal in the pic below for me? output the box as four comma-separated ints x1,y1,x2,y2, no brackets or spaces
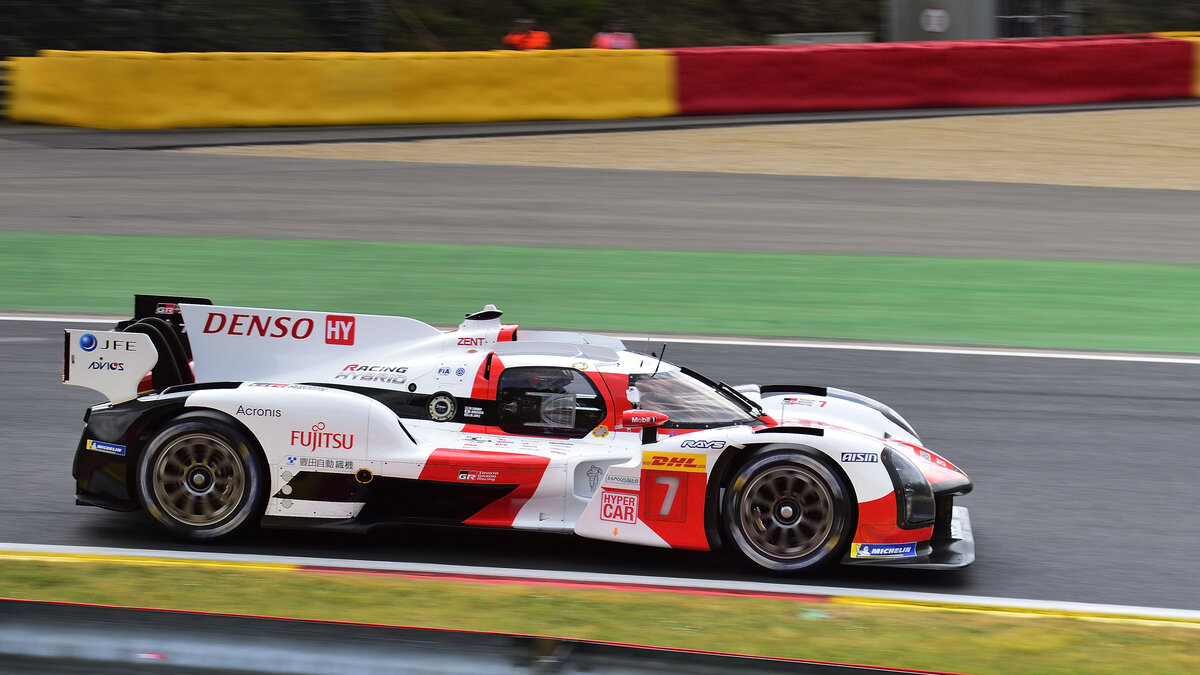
655,475,679,516
643,470,687,522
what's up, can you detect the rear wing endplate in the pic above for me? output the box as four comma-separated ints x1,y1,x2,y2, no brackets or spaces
63,330,159,404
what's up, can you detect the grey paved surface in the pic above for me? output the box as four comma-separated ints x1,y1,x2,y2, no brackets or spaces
5,320,1199,611
1,112,1198,611
1,123,1197,263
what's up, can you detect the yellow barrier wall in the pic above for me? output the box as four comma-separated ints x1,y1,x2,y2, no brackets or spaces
7,49,678,129
1157,32,1200,97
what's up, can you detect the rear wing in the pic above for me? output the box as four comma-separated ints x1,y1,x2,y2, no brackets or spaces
62,294,213,403
63,330,159,404
115,294,213,360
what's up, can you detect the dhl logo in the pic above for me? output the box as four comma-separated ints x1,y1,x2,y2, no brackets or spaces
643,452,706,473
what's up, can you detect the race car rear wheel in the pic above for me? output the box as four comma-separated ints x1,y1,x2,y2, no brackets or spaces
723,449,852,572
137,413,265,540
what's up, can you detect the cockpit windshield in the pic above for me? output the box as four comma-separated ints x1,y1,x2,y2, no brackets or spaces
629,369,759,427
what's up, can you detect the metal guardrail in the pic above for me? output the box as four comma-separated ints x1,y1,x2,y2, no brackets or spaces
0,599,910,675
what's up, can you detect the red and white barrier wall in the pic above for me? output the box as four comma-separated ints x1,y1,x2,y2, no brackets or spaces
5,33,1198,129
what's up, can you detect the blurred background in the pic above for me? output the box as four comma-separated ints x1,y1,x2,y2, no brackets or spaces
2,0,1199,57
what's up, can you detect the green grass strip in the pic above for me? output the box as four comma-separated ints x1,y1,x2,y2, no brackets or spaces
1,559,1196,675
3,232,1198,352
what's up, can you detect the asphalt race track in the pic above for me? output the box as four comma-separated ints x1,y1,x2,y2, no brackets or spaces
2,117,1198,612
5,320,1199,611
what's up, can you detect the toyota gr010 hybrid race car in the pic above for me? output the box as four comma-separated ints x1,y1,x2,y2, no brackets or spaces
63,295,974,573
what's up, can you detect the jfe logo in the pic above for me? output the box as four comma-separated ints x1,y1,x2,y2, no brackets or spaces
79,334,137,352
325,315,355,346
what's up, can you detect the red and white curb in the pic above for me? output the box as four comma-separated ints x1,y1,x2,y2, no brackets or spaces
2,543,1197,625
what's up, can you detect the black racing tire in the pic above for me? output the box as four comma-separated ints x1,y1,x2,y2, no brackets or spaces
722,447,854,573
136,412,266,540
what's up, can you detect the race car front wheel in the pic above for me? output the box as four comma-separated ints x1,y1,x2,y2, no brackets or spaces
723,448,853,573
136,413,266,540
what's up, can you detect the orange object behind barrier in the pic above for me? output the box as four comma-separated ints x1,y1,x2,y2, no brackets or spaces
1157,32,1200,97
673,36,1195,115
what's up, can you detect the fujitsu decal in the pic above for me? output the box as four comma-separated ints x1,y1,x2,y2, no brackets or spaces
202,313,355,345
289,422,355,452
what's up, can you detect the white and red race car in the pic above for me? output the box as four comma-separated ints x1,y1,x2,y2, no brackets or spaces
64,296,974,573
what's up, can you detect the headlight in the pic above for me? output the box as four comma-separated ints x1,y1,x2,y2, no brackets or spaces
882,447,936,529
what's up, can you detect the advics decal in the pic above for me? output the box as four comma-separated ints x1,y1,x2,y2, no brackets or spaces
87,358,124,371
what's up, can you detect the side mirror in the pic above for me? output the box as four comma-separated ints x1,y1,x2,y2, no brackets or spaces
620,410,669,444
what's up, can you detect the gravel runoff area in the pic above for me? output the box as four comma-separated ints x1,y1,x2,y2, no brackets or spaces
180,108,1200,191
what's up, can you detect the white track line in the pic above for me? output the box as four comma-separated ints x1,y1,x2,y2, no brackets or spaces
618,335,1200,365
1,315,117,323
5,313,1199,364
3,543,1197,623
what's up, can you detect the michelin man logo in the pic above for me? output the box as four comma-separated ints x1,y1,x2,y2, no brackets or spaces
586,465,603,491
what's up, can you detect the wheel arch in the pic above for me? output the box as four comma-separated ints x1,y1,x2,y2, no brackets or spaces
704,441,858,553
134,405,271,538
128,403,264,502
